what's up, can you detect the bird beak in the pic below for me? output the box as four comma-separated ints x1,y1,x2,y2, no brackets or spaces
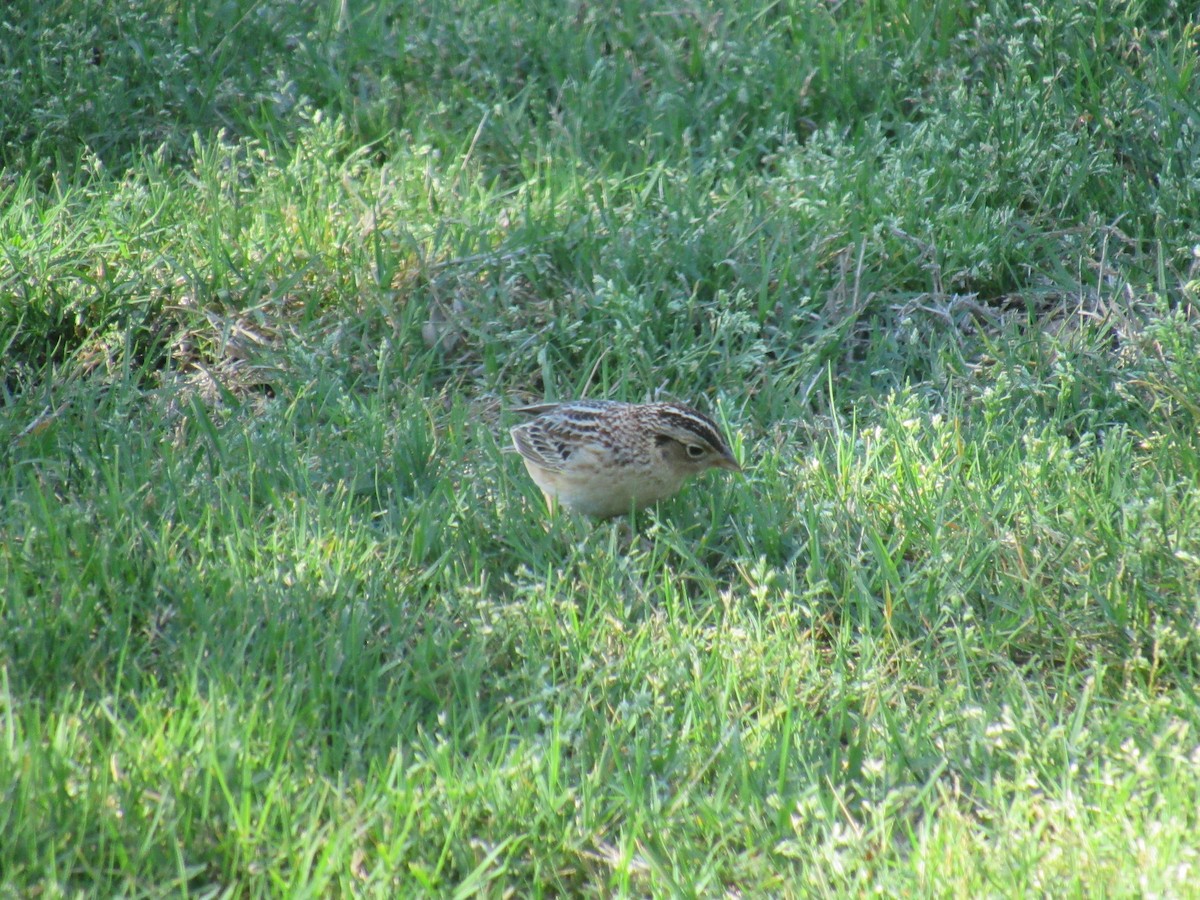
717,454,742,473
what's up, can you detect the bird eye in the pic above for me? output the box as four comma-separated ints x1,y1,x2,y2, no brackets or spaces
686,444,706,459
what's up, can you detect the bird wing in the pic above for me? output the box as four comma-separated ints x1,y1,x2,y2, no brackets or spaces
510,420,575,472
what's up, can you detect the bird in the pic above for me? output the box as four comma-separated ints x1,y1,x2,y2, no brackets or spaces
509,399,741,518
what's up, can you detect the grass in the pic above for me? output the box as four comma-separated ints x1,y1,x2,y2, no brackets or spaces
2,0,1199,895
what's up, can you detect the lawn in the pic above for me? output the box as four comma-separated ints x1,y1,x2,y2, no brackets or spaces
2,0,1199,895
